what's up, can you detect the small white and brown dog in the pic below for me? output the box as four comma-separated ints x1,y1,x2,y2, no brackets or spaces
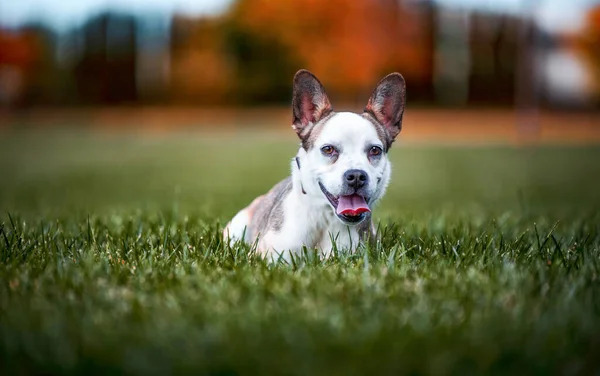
223,69,406,261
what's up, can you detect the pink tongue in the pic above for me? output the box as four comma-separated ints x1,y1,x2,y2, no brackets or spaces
336,194,370,216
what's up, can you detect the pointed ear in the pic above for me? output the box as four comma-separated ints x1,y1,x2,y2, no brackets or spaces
292,70,333,136
364,73,406,144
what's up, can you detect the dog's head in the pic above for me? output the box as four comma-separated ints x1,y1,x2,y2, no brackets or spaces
292,69,406,226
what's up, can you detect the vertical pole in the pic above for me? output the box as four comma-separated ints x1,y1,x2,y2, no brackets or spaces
515,0,541,141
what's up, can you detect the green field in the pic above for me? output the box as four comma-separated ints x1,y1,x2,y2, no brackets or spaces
1,130,600,375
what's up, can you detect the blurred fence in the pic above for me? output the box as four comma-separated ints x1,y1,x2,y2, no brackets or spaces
0,0,599,110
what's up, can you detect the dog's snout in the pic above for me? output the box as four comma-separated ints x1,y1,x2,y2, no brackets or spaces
344,169,368,189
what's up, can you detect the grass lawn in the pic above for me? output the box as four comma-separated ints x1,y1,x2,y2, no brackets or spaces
1,129,600,375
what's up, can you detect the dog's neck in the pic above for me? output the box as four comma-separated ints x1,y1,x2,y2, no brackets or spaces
289,153,368,253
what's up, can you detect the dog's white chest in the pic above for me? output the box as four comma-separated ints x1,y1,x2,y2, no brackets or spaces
254,194,361,260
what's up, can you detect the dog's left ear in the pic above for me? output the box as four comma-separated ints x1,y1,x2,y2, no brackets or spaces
364,73,406,144
292,70,333,137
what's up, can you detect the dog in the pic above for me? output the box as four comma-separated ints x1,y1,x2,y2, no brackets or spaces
223,69,406,260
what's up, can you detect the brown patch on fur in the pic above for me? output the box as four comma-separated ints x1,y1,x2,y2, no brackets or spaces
246,195,265,221
312,226,326,251
248,177,293,239
223,195,264,239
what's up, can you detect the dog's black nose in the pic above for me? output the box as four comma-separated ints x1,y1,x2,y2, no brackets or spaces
344,169,368,189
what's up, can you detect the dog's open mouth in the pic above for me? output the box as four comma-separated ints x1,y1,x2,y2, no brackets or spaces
318,182,370,224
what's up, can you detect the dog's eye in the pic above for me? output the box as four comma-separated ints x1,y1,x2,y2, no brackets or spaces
369,146,383,157
321,145,335,155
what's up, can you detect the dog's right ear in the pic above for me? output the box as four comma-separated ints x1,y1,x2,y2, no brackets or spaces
292,70,333,137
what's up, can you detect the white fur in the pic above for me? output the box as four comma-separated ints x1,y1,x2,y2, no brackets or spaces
224,210,250,243
298,112,391,205
224,112,392,261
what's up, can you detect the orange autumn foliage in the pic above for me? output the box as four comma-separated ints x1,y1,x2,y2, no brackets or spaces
170,17,234,104
568,5,600,98
227,0,430,98
0,31,37,68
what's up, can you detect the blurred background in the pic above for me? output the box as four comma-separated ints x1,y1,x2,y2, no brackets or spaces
0,0,598,139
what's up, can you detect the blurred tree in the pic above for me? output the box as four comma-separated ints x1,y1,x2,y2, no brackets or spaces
0,26,66,107
222,22,299,104
3,0,563,108
577,5,600,105
0,29,39,107
170,16,235,105
468,14,519,106
73,13,138,105
19,24,63,106
223,0,433,104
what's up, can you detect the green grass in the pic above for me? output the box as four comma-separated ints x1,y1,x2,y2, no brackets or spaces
1,129,600,375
